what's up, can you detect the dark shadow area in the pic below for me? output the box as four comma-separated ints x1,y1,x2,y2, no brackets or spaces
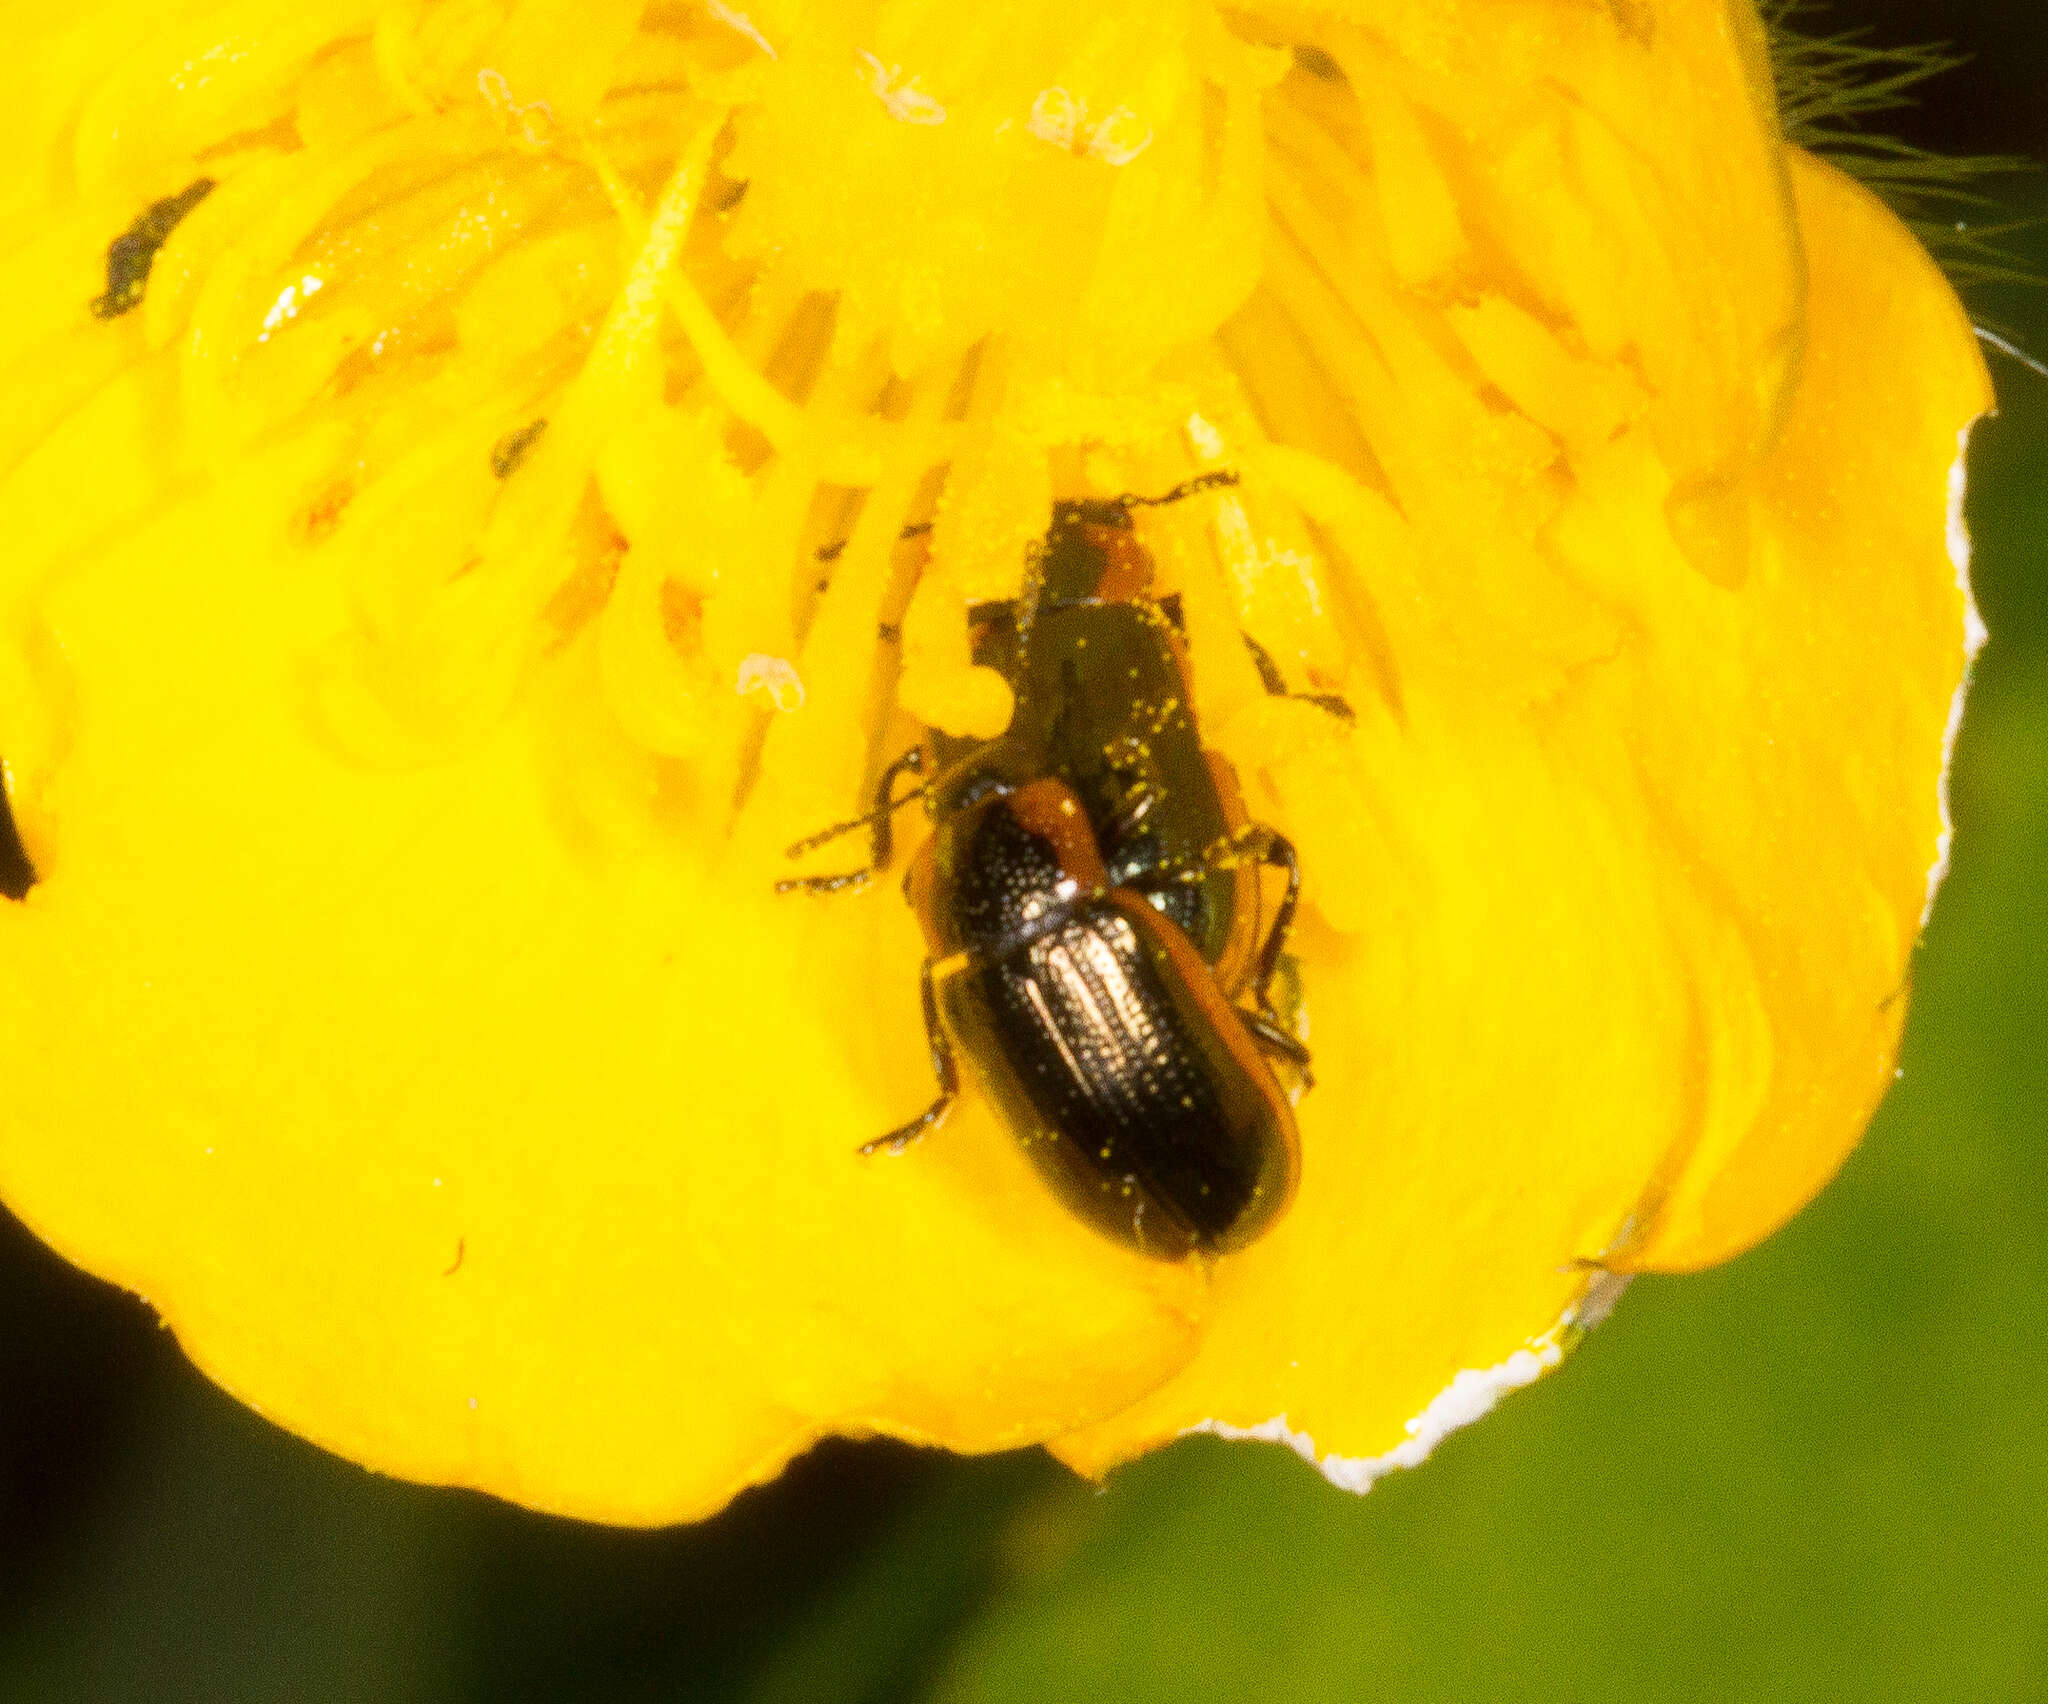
447,1436,993,1704
1820,0,2048,157
0,1207,170,1605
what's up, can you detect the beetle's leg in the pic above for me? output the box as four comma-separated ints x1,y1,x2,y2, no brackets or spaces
861,960,958,1155
1226,827,1314,1084
1244,827,1302,1017
1129,823,1314,1075
1242,1010,1310,1064
1241,1011,1314,1092
776,747,928,895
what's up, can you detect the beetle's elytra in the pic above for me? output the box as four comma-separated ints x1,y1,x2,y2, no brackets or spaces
781,472,1326,1260
911,775,1298,1258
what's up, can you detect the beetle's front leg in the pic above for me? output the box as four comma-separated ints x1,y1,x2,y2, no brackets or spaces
860,959,958,1156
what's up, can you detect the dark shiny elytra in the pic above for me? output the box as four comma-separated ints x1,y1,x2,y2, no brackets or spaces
926,789,1295,1259
90,178,216,320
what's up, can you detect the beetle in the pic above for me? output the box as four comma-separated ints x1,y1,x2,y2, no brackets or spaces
779,472,1316,1259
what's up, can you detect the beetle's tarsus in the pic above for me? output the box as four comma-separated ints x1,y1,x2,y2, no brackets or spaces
864,961,958,1156
859,1099,950,1157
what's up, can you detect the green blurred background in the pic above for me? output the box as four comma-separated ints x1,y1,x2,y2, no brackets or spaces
3,5,2044,1699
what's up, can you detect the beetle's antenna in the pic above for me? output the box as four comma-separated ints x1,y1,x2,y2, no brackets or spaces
1116,469,1241,511
779,748,932,865
780,783,931,861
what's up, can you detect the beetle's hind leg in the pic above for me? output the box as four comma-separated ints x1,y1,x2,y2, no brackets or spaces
776,747,927,895
861,960,959,1155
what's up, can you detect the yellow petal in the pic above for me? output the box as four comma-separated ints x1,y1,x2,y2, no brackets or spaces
0,0,1987,1520
1619,149,1991,1273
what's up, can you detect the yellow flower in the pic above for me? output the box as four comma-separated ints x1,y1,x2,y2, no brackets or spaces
0,0,1989,1522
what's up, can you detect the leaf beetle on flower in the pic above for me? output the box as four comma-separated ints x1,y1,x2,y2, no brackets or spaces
780,472,1332,1261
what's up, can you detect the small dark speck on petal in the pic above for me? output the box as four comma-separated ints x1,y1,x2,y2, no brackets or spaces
490,418,548,478
0,768,36,900
90,178,216,320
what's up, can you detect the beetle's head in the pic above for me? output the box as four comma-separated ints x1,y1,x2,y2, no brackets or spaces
1037,499,1149,604
1033,470,1241,606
